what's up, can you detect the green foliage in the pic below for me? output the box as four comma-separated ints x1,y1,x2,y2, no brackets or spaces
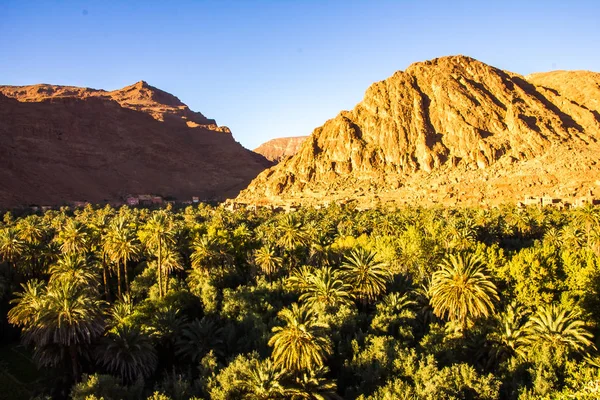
1,204,600,398
430,253,499,331
70,373,143,400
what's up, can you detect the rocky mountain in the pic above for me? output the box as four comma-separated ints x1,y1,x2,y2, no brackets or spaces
0,81,272,208
237,56,600,207
253,136,308,162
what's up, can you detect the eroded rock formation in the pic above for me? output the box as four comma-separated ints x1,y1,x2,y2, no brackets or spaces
238,56,600,207
0,81,271,207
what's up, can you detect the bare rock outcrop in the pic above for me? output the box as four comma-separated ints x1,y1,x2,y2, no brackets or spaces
0,82,271,207
254,136,308,162
237,55,600,207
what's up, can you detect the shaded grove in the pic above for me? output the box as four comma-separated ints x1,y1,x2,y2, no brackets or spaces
1,203,599,399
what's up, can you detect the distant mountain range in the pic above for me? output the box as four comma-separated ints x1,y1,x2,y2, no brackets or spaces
0,81,271,207
254,136,308,162
238,55,600,207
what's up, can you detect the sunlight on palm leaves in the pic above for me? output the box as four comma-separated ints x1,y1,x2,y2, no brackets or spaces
254,244,283,278
430,253,499,331
525,303,594,354
48,254,97,286
341,248,390,303
299,267,354,310
269,303,332,373
235,358,286,400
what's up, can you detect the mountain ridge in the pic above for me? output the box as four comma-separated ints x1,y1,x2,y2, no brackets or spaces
0,81,271,207
237,55,600,207
253,136,308,162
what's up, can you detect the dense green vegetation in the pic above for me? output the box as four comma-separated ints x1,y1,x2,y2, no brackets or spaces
1,203,599,399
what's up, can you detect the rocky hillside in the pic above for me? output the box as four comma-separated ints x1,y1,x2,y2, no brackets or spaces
237,56,600,207
254,136,308,162
0,81,272,207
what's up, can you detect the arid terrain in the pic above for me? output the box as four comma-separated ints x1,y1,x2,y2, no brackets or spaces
237,56,600,207
0,81,272,208
254,136,308,162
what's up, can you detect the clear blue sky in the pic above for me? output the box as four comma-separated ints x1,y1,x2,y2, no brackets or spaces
1,1,599,149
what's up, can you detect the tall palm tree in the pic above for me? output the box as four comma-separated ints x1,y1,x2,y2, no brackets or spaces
429,253,499,332
48,254,97,286
9,279,105,379
525,303,594,354
0,226,26,268
56,219,90,256
97,324,157,382
150,245,183,296
299,267,354,311
341,248,390,304
254,244,283,281
140,212,175,298
269,303,332,373
104,215,141,296
88,208,116,301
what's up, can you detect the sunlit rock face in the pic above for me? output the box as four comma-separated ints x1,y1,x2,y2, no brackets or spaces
254,136,308,163
238,55,600,207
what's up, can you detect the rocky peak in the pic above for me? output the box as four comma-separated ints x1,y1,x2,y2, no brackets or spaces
253,136,308,162
0,81,218,128
237,55,600,207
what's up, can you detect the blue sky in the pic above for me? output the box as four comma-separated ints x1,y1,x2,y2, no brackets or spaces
1,1,599,149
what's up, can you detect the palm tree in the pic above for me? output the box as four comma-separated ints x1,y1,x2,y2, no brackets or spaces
175,317,224,363
286,367,341,400
429,253,499,332
287,265,315,293
97,324,157,382
269,303,332,373
299,267,354,311
0,226,26,269
110,293,134,327
56,219,90,256
234,358,286,400
488,302,530,363
574,204,600,245
8,279,105,379
17,216,45,246
254,244,283,281
87,207,115,301
7,279,46,328
277,214,308,251
525,303,594,354
341,248,390,304
104,215,141,296
140,212,175,298
48,254,97,286
191,235,233,274
150,245,183,296
560,225,585,249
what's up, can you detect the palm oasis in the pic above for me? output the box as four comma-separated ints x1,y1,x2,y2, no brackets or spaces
0,202,599,399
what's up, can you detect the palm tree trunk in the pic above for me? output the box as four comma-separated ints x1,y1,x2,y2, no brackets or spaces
123,256,130,294
69,344,80,381
102,256,110,301
117,260,122,298
157,236,163,298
